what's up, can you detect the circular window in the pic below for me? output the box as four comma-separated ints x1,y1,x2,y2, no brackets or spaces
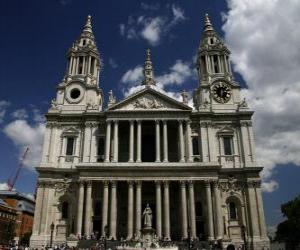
70,88,81,99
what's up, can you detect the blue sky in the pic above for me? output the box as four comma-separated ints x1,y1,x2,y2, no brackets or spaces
0,0,300,232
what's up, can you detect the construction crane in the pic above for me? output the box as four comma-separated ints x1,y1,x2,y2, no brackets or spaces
7,147,29,191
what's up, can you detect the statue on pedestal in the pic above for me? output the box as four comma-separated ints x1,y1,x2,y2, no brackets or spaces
142,203,152,228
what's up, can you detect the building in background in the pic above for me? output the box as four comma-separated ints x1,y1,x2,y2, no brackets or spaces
0,198,17,245
0,190,35,243
30,15,270,249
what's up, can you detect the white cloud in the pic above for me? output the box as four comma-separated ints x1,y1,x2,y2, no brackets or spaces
261,180,279,193
223,0,300,190
11,109,28,120
141,2,160,11
121,65,144,85
0,100,10,123
120,4,185,46
32,108,45,123
0,182,9,191
3,120,45,170
141,17,165,46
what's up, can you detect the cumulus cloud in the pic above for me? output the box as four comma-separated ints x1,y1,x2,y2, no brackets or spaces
0,100,10,123
119,4,185,46
11,109,28,120
3,120,45,170
121,65,144,85
223,0,300,190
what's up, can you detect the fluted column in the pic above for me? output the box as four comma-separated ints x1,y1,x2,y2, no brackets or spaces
188,181,197,239
109,181,117,240
101,181,109,237
129,121,134,162
113,121,119,162
256,183,268,239
85,181,92,236
163,181,171,240
163,121,168,162
136,121,142,162
155,181,162,239
186,121,193,162
135,181,142,238
180,181,188,239
155,120,161,162
104,121,111,162
127,181,134,239
205,181,214,240
247,181,260,239
178,120,185,162
213,181,223,239
76,181,84,236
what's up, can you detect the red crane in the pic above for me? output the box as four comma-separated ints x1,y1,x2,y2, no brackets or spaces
7,147,29,191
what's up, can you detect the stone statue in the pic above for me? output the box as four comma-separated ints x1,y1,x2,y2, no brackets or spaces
142,204,152,228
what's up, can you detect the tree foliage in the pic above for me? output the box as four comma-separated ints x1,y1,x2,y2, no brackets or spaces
275,195,300,250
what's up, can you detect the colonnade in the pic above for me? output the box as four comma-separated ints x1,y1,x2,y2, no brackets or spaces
104,120,193,163
76,180,223,240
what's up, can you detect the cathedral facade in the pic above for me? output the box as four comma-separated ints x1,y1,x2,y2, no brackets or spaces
30,15,270,249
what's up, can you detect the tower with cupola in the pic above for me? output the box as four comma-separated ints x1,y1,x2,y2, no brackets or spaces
50,15,103,113
194,14,246,112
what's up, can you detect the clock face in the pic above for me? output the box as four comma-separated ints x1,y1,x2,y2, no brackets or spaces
212,82,231,103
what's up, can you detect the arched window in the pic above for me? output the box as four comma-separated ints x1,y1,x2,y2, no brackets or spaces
229,202,237,220
62,201,69,219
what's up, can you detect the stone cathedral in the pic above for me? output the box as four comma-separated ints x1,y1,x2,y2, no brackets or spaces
30,15,270,250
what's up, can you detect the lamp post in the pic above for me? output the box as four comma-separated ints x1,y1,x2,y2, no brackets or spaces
241,225,247,250
50,222,55,248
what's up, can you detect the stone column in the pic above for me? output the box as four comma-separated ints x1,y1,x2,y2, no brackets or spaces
32,182,44,235
178,120,185,162
104,121,111,162
113,121,119,162
163,121,168,162
240,121,251,165
109,181,117,240
207,122,217,162
39,184,49,234
101,181,109,237
186,121,193,162
180,181,188,239
213,181,223,239
246,181,261,239
90,124,98,162
85,181,92,236
127,181,134,239
76,181,84,236
155,181,162,239
188,181,197,239
129,121,134,162
41,124,51,163
135,181,142,238
205,181,214,240
200,122,209,162
163,181,171,240
255,183,268,239
248,124,256,163
155,120,161,162
136,121,142,162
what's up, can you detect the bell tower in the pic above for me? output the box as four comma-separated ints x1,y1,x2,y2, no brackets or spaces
50,15,103,113
194,14,246,112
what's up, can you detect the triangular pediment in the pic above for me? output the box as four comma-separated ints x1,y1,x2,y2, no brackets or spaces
107,87,192,111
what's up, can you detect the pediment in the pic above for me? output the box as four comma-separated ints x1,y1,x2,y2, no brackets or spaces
107,87,192,111
217,126,235,135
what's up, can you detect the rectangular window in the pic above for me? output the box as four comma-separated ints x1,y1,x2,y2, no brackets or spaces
78,56,83,74
66,137,75,156
97,137,105,162
223,136,232,155
192,137,200,155
90,57,95,75
213,55,219,73
201,56,207,74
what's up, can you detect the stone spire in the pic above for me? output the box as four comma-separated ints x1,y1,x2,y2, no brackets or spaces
142,49,156,86
83,15,92,33
204,13,214,32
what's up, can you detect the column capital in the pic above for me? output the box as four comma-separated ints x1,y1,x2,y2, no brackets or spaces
102,180,109,187
86,180,92,187
179,180,186,187
162,120,168,125
155,119,161,124
110,180,117,187
155,180,162,186
163,180,169,187
136,120,141,124
127,180,134,186
106,120,112,124
204,179,212,187
135,180,142,187
78,180,85,187
187,180,194,187
186,120,192,125
113,120,119,124
178,119,183,124
129,120,135,124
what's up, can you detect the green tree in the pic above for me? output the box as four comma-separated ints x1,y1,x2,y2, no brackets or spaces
275,195,300,250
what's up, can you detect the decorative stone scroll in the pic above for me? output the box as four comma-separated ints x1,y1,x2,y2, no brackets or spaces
54,179,76,194
219,177,246,193
133,97,164,109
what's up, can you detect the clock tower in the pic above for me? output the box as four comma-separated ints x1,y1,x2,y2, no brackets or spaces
194,14,246,112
